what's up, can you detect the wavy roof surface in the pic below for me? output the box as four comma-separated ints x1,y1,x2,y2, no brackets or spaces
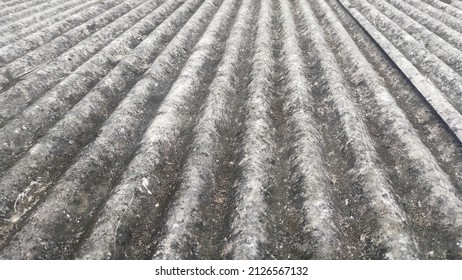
1,0,462,259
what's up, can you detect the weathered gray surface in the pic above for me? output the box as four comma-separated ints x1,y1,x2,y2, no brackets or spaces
0,0,461,259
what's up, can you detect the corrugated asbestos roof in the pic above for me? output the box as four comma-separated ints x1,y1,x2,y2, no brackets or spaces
1,0,462,259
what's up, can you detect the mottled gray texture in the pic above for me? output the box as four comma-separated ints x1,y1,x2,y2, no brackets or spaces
0,0,461,260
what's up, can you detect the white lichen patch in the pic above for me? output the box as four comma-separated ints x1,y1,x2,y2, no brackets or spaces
141,177,152,195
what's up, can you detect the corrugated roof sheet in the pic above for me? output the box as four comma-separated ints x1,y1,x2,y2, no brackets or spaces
0,0,462,259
